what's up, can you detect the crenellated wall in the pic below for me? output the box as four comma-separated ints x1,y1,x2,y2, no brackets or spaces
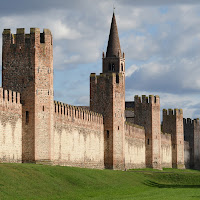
184,118,200,169
2,28,54,163
161,133,172,168
162,109,185,169
125,122,145,169
53,101,104,169
0,88,22,163
134,95,161,169
90,72,125,170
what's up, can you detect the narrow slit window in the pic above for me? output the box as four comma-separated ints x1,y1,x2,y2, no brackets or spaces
43,106,44,111
112,63,115,71
147,139,150,145
116,74,119,83
107,130,109,138
26,111,29,124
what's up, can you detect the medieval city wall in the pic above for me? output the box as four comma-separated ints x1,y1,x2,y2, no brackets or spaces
162,109,185,169
125,122,145,169
184,141,190,169
0,88,22,163
161,133,172,168
184,118,200,169
134,95,161,169
53,101,104,169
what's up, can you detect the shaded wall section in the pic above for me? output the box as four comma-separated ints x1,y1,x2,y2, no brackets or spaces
125,122,145,169
161,133,172,168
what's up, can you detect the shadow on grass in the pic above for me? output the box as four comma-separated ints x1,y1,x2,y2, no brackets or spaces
144,180,200,188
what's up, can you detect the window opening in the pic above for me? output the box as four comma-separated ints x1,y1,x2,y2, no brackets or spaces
107,130,109,138
116,74,119,83
112,63,115,71
26,111,29,124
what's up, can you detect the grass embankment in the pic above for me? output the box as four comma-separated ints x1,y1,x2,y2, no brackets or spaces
0,164,200,200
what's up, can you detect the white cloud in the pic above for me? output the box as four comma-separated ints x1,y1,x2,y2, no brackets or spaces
50,20,81,40
126,65,139,77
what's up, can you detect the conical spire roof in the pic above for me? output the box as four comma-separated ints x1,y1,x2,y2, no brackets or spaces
106,13,121,58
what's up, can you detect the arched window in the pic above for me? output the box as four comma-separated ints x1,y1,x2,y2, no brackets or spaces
121,63,123,71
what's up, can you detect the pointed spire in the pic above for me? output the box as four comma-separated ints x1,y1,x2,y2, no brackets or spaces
106,12,121,58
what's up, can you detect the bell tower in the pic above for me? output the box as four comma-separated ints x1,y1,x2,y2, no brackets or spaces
90,13,126,169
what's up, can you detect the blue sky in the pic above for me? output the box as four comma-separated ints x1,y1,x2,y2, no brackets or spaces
1,0,200,119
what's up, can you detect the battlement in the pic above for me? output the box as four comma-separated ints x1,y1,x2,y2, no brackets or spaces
0,88,21,114
54,101,103,125
163,108,183,116
134,95,160,105
90,72,123,84
183,118,200,125
3,28,52,47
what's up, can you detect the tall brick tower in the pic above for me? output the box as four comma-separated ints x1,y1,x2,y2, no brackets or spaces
2,28,54,163
134,95,161,169
90,13,126,170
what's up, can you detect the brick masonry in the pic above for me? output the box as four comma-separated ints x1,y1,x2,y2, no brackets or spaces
0,13,199,170
162,109,185,169
184,118,200,169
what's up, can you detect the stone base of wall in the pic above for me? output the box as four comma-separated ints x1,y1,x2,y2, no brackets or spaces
52,160,104,169
125,163,146,170
0,158,22,163
161,163,172,169
172,163,185,169
149,162,162,170
35,160,53,165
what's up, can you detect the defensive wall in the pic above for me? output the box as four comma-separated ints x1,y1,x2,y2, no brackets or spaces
2,28,54,163
90,72,125,170
162,109,185,169
0,88,22,163
184,118,200,169
53,101,104,169
161,132,172,168
134,95,161,169
1,23,200,171
125,122,145,169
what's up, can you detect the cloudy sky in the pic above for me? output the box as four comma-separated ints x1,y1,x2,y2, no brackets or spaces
1,0,200,119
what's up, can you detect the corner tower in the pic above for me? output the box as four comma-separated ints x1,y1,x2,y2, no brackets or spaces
2,28,54,163
90,13,125,170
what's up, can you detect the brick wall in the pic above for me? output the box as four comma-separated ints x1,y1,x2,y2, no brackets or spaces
163,109,185,169
184,118,200,169
134,95,161,169
53,102,104,169
0,88,22,163
161,133,172,168
125,122,145,169
90,72,125,170
2,28,53,162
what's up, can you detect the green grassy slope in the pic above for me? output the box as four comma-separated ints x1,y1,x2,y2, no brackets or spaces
0,164,200,200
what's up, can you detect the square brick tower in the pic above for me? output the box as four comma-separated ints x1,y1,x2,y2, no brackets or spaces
90,13,126,170
2,28,54,163
134,95,161,169
163,109,185,169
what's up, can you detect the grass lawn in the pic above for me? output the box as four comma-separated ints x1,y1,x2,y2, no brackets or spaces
0,163,200,199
